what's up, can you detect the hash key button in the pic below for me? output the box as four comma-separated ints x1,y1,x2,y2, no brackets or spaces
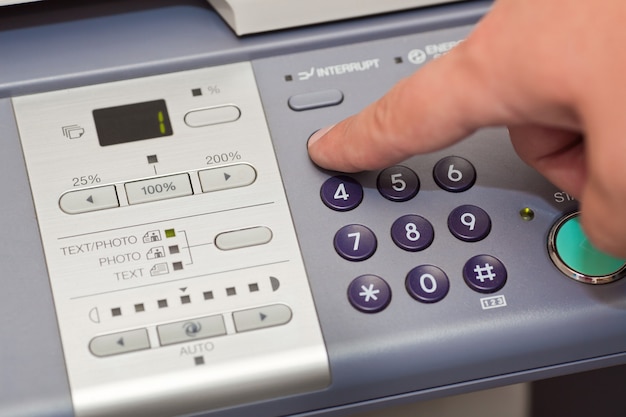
233,304,293,333
463,254,507,293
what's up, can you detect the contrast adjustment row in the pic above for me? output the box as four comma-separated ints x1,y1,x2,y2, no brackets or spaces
348,255,508,313
89,303,292,357
59,163,257,214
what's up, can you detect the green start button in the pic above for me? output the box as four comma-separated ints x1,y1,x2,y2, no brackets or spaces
549,212,626,284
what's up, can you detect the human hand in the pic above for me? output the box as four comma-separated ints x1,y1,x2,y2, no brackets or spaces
307,0,626,258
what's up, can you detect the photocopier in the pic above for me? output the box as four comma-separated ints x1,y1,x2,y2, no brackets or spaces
1,1,625,416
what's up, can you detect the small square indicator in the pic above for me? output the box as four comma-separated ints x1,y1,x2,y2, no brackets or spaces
111,307,122,317
192,88,202,97
158,299,168,308
168,245,180,255
249,283,259,292
203,291,214,300
180,295,191,304
394,57,403,64
134,303,145,313
172,261,183,271
194,356,205,366
285,75,293,82
226,287,236,296
165,229,176,238
147,154,159,164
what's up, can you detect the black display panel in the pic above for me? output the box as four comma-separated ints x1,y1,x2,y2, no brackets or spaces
93,99,173,146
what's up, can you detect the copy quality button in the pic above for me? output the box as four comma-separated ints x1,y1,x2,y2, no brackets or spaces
157,315,226,346
548,212,626,284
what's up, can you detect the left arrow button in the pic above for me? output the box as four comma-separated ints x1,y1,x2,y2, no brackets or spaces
59,185,119,214
89,329,150,357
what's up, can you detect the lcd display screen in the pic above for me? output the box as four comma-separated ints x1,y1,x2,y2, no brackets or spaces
94,99,173,146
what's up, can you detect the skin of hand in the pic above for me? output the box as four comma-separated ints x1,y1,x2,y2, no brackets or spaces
307,0,626,258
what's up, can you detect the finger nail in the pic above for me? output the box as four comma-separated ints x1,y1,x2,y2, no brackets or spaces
307,125,335,148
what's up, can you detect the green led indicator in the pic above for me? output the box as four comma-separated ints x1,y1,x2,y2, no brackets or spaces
94,99,173,146
165,229,176,238
158,111,166,135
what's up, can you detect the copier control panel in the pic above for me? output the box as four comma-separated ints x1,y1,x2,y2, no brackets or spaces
4,2,626,417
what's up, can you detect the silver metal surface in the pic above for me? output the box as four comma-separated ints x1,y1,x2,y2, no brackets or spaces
12,62,329,417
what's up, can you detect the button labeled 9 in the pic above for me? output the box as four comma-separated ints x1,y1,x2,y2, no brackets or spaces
448,205,491,242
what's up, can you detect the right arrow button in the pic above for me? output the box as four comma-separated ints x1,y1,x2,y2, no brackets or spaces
233,304,292,333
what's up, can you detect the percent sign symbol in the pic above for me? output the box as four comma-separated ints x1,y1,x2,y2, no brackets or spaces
229,151,241,160
162,182,177,191
208,85,221,94
88,174,101,184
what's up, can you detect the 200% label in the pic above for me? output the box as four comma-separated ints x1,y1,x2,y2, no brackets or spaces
206,150,242,165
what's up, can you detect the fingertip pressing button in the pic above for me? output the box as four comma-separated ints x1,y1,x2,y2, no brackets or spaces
548,212,626,284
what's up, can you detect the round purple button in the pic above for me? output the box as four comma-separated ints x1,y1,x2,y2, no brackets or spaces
463,254,507,293
391,215,434,252
406,265,449,303
433,156,476,192
348,274,391,313
334,224,377,261
320,175,363,211
377,166,419,202
448,205,491,242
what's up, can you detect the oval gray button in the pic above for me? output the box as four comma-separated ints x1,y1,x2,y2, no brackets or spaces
184,105,241,127
288,89,344,111
215,226,272,250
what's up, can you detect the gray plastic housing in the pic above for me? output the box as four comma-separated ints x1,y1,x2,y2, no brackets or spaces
0,1,625,417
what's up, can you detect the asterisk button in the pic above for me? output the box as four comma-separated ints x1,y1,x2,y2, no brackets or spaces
348,275,391,313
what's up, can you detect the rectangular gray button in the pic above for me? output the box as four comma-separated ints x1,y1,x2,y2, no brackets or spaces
157,315,226,346
89,329,150,357
233,304,292,333
125,173,192,205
